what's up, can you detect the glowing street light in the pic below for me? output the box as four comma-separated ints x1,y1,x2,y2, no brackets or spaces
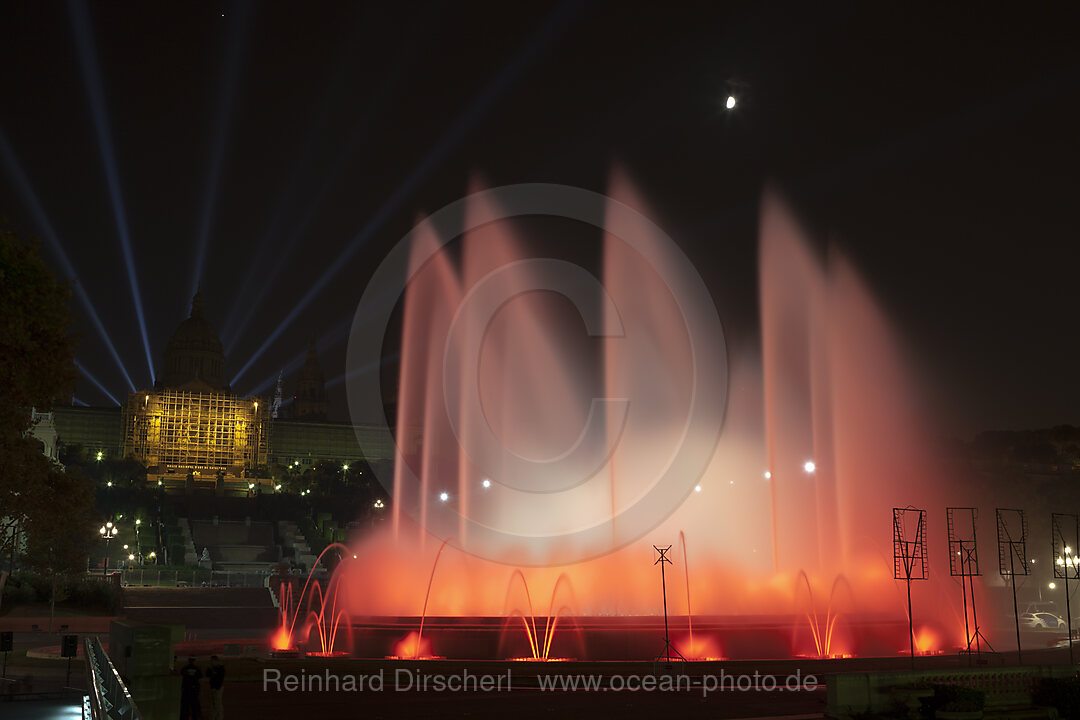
95,450,103,462
128,554,135,561
274,484,282,491
764,471,771,479
342,464,349,471
694,485,702,493
725,95,736,109
481,479,491,489
373,498,385,509
99,522,119,576
803,460,816,474
439,492,449,502
1050,582,1057,590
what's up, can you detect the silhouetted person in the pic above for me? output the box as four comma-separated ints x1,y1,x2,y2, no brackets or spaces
179,656,202,719
207,655,225,719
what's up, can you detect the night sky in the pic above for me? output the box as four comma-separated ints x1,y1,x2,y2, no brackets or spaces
1,2,1078,438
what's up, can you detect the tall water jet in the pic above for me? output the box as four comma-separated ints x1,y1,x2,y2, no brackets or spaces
679,531,694,656
393,214,461,548
604,168,695,544
416,538,452,659
340,171,975,660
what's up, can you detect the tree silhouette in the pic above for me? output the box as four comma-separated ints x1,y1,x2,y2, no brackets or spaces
0,224,86,584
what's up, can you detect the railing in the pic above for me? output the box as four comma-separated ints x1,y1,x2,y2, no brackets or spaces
120,568,274,588
85,636,141,720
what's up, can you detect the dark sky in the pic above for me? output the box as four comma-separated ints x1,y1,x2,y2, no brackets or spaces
1,1,1078,438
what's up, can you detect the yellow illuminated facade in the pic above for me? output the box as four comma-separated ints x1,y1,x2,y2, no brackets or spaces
119,293,270,476
123,389,269,474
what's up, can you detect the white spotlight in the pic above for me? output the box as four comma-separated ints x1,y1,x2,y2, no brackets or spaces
803,461,816,474
725,95,736,109
481,479,491,489
439,492,449,502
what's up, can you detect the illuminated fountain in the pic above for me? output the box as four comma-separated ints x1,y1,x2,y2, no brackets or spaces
674,531,724,661
271,543,353,657
385,538,450,660
792,572,853,659
499,571,580,662
324,170,985,661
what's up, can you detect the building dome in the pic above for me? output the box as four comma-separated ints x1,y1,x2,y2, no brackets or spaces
161,292,228,392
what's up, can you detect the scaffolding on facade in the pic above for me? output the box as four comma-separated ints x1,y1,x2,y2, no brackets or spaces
122,389,269,474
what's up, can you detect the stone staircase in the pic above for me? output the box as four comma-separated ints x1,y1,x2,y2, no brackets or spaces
177,518,198,565
189,518,280,573
278,520,318,570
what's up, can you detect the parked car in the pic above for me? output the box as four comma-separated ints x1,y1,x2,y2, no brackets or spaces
1022,612,1065,629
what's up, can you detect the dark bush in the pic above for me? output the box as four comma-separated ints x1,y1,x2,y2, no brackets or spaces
920,684,985,718
1033,677,1080,720
1,572,116,611
67,577,117,610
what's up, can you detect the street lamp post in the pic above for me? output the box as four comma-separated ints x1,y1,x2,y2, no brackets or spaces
99,521,119,576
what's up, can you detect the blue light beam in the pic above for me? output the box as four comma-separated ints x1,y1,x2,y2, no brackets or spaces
0,126,137,393
325,352,399,390
219,3,448,350
230,0,582,387
74,360,120,406
189,0,252,302
244,318,351,397
68,0,156,385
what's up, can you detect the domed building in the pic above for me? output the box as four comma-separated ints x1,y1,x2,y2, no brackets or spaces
159,292,229,393
57,293,401,494
122,293,268,479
